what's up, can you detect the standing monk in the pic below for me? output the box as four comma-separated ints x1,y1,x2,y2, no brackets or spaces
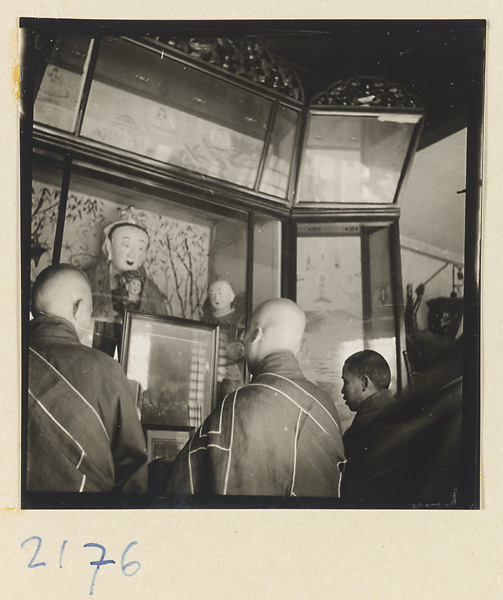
161,298,346,497
28,264,147,493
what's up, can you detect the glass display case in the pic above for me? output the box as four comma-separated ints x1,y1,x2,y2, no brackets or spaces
29,34,419,401
57,162,248,356
34,35,302,203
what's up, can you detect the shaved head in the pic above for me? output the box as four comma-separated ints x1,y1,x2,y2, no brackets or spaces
243,298,306,374
32,264,93,339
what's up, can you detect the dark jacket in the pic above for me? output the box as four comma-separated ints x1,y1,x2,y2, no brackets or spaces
28,314,147,493
160,351,346,497
341,389,397,501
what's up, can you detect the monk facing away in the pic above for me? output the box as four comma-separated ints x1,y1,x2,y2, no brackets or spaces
160,298,346,497
28,264,147,493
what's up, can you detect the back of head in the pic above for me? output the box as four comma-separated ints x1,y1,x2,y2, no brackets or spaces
32,264,93,338
244,298,306,373
344,350,391,391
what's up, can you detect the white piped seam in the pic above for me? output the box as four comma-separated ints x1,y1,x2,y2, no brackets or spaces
258,372,340,432
30,348,109,441
290,410,302,496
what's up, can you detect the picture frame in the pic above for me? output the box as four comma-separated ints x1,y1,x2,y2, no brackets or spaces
121,311,219,430
146,428,191,463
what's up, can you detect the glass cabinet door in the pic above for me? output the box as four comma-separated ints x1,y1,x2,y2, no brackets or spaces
252,216,282,311
296,112,421,204
80,37,273,189
295,221,400,432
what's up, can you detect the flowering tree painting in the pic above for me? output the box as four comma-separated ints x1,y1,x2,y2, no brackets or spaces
31,181,61,251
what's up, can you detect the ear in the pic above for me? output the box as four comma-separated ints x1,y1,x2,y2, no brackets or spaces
72,299,82,321
250,325,263,345
104,237,113,261
361,375,370,391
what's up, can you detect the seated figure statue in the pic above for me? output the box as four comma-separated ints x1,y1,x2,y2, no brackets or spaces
86,216,167,356
203,279,246,401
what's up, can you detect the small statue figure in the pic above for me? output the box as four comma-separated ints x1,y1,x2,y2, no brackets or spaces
203,279,246,401
112,269,145,317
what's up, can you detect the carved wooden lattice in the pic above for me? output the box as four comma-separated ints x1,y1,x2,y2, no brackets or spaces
312,76,422,108
153,36,304,102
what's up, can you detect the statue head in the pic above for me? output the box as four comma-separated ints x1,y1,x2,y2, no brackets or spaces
118,269,145,298
103,220,149,276
208,280,235,317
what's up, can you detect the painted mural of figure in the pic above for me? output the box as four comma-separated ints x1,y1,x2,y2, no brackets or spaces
203,280,246,401
86,217,167,356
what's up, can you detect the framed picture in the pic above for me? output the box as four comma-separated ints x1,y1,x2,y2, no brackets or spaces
146,429,191,463
121,311,219,429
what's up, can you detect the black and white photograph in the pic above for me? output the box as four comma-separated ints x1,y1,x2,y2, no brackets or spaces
20,19,484,509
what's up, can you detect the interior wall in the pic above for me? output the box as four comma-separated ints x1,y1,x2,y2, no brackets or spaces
399,127,467,335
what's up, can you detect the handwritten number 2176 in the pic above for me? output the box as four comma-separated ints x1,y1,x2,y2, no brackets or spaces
20,536,141,595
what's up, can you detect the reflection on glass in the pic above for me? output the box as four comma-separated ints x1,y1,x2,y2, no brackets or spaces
34,36,93,133
259,106,298,198
253,217,281,311
297,113,419,204
296,224,398,432
123,314,218,429
81,38,272,188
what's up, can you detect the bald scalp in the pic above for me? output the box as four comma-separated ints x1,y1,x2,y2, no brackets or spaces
253,298,306,354
32,264,91,322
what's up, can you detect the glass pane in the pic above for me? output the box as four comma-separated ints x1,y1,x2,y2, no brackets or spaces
297,113,419,204
253,217,281,311
34,36,93,133
296,223,398,433
364,226,398,390
259,105,298,198
296,233,364,432
30,155,65,283
206,213,249,402
60,168,247,363
81,38,272,188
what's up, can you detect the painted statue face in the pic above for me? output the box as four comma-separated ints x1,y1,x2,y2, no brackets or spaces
341,365,366,412
108,226,149,273
208,281,234,313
